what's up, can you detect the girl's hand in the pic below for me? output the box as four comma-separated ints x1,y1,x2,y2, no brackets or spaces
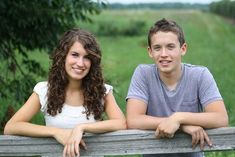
53,128,72,145
63,126,87,157
181,125,212,150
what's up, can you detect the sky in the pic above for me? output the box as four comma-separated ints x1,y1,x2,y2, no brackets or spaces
106,0,219,4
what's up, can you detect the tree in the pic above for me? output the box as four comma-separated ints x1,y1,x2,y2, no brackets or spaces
209,0,235,19
0,0,105,132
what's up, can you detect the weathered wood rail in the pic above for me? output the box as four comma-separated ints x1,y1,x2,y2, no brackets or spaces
0,127,235,156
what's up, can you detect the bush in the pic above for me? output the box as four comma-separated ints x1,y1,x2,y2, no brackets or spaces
97,21,120,36
122,20,146,36
97,20,146,36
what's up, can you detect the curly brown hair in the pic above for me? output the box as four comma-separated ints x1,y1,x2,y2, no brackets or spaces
47,28,106,120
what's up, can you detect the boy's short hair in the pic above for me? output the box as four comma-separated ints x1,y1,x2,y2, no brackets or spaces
148,18,185,47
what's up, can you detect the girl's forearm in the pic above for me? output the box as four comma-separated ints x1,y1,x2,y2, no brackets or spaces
4,122,59,137
78,119,126,133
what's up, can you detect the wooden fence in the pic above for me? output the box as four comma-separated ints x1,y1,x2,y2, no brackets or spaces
0,127,235,156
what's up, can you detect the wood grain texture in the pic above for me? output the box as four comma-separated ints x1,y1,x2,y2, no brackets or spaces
0,127,235,156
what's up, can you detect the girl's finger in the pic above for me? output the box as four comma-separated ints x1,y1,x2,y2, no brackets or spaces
63,145,68,157
80,139,87,150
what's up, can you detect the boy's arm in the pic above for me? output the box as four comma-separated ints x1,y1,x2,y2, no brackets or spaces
178,100,228,149
157,100,228,136
126,98,167,130
172,100,228,128
127,98,228,138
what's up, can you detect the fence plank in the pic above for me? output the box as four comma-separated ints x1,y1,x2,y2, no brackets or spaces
0,127,235,156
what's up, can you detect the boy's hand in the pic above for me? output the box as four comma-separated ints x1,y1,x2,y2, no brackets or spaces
181,125,212,150
155,116,180,139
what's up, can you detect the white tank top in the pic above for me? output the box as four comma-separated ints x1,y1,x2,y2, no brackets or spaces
33,81,113,129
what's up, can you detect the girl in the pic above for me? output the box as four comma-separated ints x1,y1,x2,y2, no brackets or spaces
4,28,126,157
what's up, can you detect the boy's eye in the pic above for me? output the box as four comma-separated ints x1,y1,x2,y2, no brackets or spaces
153,46,161,51
167,44,175,50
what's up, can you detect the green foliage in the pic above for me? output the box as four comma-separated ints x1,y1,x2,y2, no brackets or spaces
107,2,208,10
97,20,146,36
0,0,105,131
209,0,235,19
97,21,120,36
122,20,146,36
205,151,235,157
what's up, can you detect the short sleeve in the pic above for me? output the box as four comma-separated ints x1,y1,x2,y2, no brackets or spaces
104,84,113,95
33,81,48,112
198,68,222,108
126,65,149,104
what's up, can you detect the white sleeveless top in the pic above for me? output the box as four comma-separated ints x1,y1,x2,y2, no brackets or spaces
33,81,113,129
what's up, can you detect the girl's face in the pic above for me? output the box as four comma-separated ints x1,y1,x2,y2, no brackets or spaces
65,41,91,82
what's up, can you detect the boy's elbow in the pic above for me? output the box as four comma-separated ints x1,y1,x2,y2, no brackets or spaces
216,113,229,128
221,114,229,127
127,123,133,129
126,117,136,129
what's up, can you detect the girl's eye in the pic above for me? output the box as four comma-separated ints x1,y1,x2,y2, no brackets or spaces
71,52,79,57
84,55,91,60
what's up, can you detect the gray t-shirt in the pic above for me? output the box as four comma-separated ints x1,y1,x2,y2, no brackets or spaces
126,63,222,157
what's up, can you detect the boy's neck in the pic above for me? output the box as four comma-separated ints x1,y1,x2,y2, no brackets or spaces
158,64,182,91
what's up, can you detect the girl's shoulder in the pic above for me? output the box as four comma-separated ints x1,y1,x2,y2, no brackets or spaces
33,81,48,112
104,84,113,95
33,81,48,94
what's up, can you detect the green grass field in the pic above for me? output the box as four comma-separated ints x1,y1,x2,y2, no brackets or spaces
81,9,235,157
3,9,235,156
77,9,235,125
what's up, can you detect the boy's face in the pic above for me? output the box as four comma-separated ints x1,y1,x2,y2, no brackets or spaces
148,31,187,75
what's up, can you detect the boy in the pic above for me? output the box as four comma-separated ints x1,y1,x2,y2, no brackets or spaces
126,18,228,157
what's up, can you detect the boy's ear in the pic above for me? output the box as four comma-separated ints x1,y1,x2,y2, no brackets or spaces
181,43,187,56
148,46,153,58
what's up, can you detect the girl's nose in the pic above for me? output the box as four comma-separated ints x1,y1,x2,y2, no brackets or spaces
77,57,85,66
